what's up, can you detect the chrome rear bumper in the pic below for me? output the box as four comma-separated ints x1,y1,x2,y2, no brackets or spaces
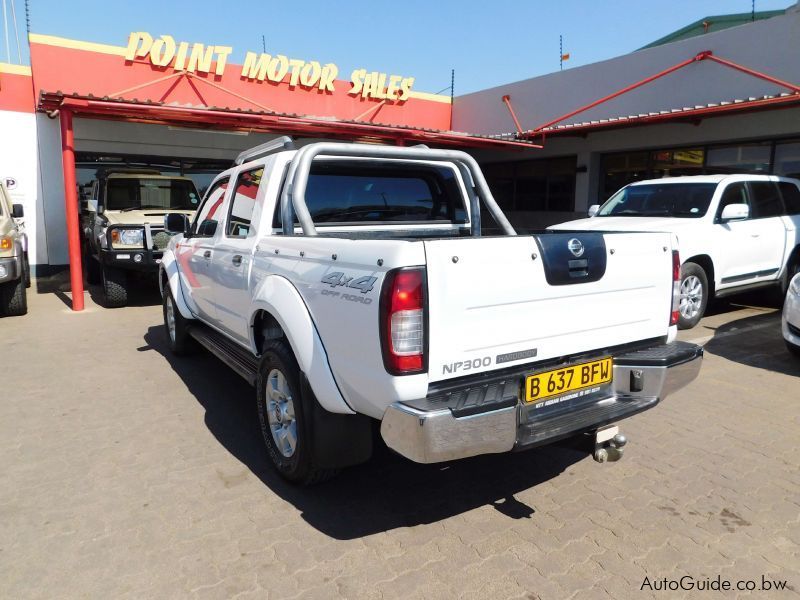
380,341,703,464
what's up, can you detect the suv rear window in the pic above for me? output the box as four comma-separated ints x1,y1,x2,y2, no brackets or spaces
105,178,200,211
748,182,784,218
778,182,800,215
275,161,467,227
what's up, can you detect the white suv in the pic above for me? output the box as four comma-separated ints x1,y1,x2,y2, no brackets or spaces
552,175,800,329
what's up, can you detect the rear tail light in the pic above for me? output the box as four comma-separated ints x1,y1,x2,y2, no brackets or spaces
380,267,427,375
670,250,681,325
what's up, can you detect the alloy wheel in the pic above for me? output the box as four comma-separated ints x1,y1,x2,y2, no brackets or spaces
265,368,297,458
679,275,703,319
165,295,176,342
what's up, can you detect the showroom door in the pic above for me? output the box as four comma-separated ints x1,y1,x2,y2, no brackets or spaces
210,167,264,345
176,177,230,321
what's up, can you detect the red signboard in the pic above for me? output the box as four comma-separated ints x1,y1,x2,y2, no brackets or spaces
27,34,452,130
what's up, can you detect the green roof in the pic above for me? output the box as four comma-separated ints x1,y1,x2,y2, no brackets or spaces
640,9,786,49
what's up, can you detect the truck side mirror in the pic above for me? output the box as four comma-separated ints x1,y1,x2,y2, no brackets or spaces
11,204,24,218
720,203,749,222
588,204,600,217
87,199,99,213
165,213,190,234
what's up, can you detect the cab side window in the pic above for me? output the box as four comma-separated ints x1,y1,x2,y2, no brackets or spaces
191,177,229,237
716,183,749,221
226,168,264,238
778,182,800,215
748,181,784,219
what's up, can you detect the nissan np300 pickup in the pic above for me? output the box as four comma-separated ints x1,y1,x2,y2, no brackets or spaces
159,139,703,484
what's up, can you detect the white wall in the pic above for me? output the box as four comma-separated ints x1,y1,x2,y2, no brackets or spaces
0,111,46,265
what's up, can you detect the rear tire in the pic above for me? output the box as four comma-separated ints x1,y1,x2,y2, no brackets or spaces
678,263,708,330
162,286,194,355
101,266,128,308
256,340,337,485
0,276,27,316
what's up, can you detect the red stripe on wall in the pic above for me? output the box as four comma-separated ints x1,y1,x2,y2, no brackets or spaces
0,72,35,113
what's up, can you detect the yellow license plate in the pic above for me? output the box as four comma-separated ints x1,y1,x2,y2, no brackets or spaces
525,357,613,404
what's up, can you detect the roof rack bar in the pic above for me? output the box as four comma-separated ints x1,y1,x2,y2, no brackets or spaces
235,136,295,165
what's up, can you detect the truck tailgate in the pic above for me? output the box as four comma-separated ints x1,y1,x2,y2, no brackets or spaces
424,232,674,382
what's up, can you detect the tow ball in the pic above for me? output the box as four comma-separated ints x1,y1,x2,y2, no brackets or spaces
593,425,627,463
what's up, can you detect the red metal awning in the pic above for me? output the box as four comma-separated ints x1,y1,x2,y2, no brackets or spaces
506,51,800,141
39,91,542,150
531,92,800,137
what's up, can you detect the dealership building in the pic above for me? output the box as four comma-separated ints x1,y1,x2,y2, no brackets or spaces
1,3,799,283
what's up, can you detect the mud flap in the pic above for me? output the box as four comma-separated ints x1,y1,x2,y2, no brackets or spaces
300,373,373,469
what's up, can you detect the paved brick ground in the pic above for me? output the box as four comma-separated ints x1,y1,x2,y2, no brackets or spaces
1,286,798,599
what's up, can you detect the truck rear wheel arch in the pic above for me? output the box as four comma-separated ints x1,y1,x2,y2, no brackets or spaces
247,277,355,415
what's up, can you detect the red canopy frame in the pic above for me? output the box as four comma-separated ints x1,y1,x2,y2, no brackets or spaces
517,51,800,141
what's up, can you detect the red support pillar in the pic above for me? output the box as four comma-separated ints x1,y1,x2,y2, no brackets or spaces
59,109,85,311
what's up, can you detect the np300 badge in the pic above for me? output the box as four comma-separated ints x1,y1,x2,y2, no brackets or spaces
568,238,585,257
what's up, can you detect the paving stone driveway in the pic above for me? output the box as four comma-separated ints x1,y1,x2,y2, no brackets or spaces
1,290,798,599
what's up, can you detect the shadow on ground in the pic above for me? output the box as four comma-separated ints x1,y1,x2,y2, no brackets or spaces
33,271,162,309
702,287,784,319
701,309,800,377
142,326,588,540
86,278,162,308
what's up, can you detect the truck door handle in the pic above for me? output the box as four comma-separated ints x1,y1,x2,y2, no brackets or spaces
232,255,243,266
203,250,211,258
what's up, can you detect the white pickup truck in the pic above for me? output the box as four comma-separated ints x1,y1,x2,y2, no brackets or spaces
553,175,800,329
159,138,702,484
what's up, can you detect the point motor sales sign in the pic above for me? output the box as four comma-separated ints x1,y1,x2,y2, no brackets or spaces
126,32,416,101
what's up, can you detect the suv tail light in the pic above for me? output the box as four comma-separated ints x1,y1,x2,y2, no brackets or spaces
670,250,681,326
380,267,427,375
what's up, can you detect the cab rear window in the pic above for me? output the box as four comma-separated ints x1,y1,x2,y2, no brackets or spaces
274,161,467,227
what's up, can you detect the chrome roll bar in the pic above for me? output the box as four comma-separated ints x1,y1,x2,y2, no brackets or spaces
278,143,515,237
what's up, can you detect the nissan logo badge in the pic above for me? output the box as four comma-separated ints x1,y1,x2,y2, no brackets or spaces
567,238,584,257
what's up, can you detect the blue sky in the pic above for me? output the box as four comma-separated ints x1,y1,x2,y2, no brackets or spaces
2,0,794,94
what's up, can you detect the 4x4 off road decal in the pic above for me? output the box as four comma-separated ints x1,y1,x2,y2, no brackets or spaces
320,272,377,294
